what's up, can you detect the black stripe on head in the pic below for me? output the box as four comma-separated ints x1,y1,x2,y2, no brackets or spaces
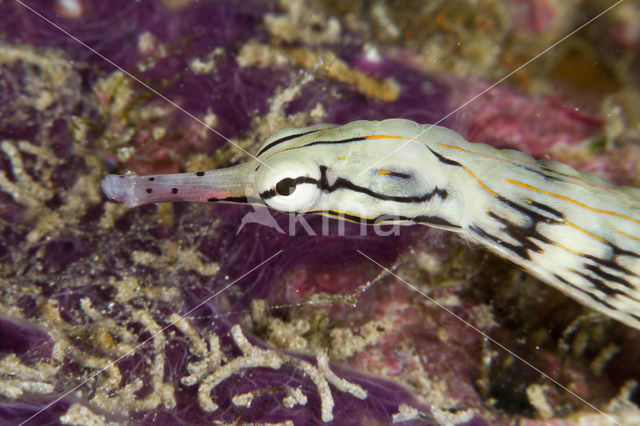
295,136,366,149
295,212,450,230
315,211,430,226
259,165,448,204
259,176,318,200
426,146,464,167
256,128,328,157
308,210,461,228
317,166,448,203
274,136,368,157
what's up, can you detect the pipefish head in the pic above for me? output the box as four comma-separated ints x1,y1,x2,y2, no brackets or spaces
102,119,458,226
252,120,452,224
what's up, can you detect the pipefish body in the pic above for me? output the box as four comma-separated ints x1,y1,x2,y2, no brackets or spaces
101,119,640,330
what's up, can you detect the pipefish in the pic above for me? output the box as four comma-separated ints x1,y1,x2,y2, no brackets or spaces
102,119,640,330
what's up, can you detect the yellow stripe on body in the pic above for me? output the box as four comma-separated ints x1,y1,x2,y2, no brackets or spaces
439,143,608,191
505,179,640,226
616,230,640,244
564,220,610,244
552,241,586,257
365,135,404,140
464,167,498,197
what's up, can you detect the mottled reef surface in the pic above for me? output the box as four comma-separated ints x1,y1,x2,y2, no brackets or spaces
1,0,640,425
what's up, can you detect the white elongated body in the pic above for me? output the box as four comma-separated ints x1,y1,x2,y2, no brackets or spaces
102,119,640,330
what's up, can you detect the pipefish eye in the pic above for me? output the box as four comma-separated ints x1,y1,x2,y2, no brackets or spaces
275,178,296,196
255,152,322,212
263,177,320,212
